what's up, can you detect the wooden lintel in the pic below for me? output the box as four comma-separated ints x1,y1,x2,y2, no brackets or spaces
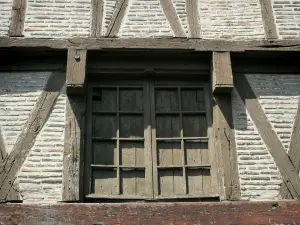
66,48,87,95
280,98,300,199
91,0,104,37
105,0,129,37
0,71,65,202
159,0,186,37
212,52,234,94
9,0,27,37
235,74,300,199
186,0,201,38
259,0,278,40
1,38,299,52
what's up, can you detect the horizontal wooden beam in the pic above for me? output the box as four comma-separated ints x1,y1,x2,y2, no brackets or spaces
1,202,300,224
1,38,300,52
212,52,234,94
66,48,87,95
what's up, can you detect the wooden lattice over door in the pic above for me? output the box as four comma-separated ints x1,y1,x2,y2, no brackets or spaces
84,80,218,200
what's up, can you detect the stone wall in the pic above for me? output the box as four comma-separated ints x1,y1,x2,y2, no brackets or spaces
273,0,300,39
0,72,66,203
1,0,299,39
0,0,12,36
232,74,300,200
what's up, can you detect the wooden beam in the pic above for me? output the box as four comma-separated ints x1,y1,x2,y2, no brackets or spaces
213,95,241,200
234,74,300,199
212,52,234,94
6,181,21,202
1,38,300,52
62,97,85,201
105,0,129,37
2,202,300,224
66,48,87,95
91,0,104,37
9,0,27,37
259,0,278,39
0,71,65,202
159,0,186,37
280,98,300,199
186,0,201,38
0,129,7,165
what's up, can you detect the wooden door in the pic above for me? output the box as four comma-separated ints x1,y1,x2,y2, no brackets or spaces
85,82,153,199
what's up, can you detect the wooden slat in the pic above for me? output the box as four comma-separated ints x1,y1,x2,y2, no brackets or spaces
62,96,86,202
66,48,87,95
213,95,240,200
212,52,234,94
0,71,65,202
159,0,185,37
105,0,129,37
9,0,27,37
259,0,278,40
234,74,300,199
2,38,300,52
186,0,201,38
91,0,104,37
280,98,300,199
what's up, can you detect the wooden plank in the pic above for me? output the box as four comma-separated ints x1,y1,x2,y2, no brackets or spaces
259,0,278,40
280,98,300,199
159,0,185,37
186,0,201,38
62,96,86,202
1,37,300,52
212,52,234,94
213,95,240,200
234,74,300,199
0,71,65,202
9,0,27,37
91,0,104,37
66,48,87,95
5,202,300,224
0,129,7,165
105,0,129,37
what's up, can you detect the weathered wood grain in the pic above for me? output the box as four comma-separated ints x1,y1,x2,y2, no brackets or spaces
0,71,66,202
62,97,86,201
91,0,104,37
2,202,300,224
186,0,201,38
259,0,278,39
9,0,27,37
6,181,21,202
212,52,234,94
105,0,129,37
280,98,300,199
0,129,7,165
235,74,300,199
159,0,185,37
213,95,240,200
1,38,300,51
66,48,87,95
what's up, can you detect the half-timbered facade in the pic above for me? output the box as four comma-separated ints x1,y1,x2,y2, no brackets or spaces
1,0,300,224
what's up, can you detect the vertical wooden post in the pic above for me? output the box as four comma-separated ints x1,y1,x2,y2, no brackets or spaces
66,48,87,95
9,0,27,37
212,52,240,200
91,0,104,37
